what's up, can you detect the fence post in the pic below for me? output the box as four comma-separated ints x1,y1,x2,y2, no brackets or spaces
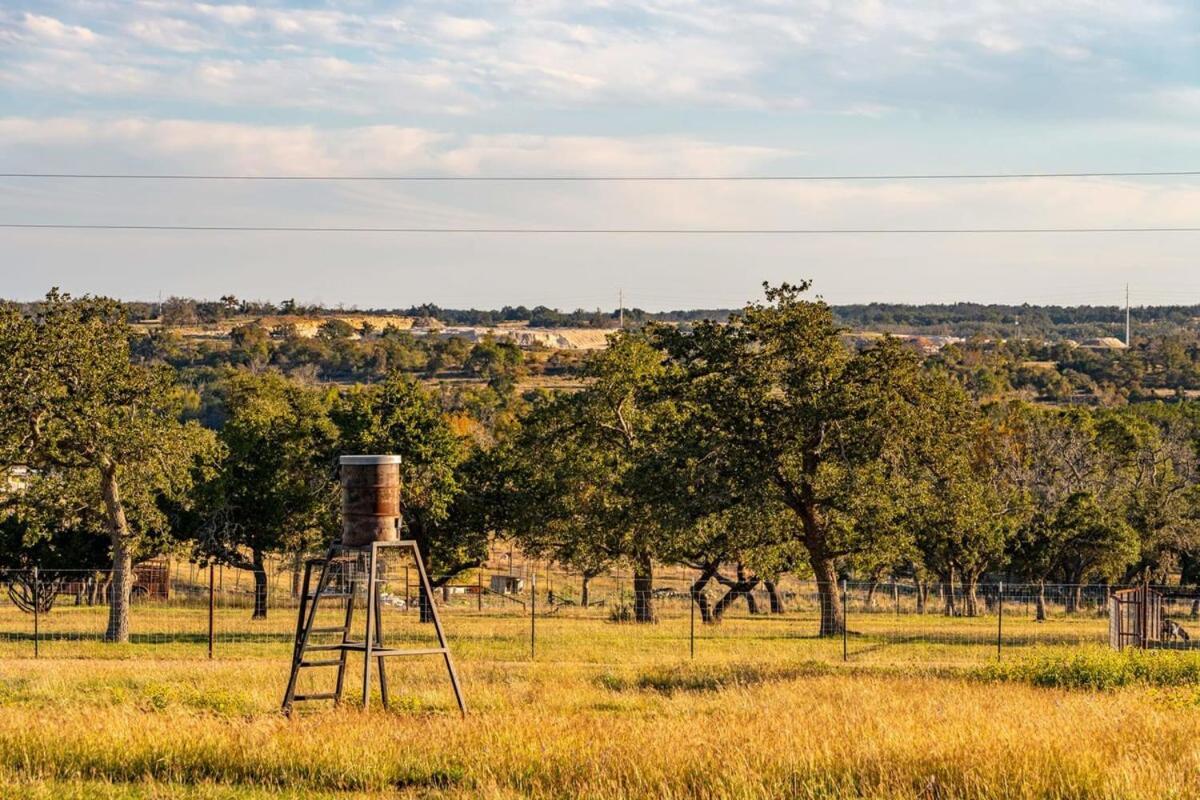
1139,575,1149,649
530,573,536,661
477,570,483,612
32,566,39,659
689,588,696,659
207,563,215,660
841,579,848,662
997,582,1003,660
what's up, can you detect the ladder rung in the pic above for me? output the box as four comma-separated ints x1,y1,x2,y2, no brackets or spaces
291,692,338,701
340,644,448,657
300,659,344,668
304,641,385,652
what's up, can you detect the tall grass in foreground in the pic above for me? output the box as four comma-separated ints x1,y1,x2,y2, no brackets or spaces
1,652,1200,798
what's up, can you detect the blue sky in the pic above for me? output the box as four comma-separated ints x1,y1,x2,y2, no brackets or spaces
1,1,1199,310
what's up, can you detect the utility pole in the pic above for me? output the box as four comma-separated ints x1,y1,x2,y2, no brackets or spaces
1125,283,1131,348
618,289,624,330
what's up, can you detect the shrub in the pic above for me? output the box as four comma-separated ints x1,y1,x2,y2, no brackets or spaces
979,648,1200,690
597,661,832,695
607,603,634,623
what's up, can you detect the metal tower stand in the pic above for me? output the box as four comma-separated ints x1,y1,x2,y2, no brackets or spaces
282,540,466,716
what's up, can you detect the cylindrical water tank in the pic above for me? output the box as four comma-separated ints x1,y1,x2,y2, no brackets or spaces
339,455,402,547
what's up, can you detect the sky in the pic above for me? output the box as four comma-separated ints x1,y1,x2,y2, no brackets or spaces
1,1,1199,311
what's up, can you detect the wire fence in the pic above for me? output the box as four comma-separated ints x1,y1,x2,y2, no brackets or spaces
3,562,1199,664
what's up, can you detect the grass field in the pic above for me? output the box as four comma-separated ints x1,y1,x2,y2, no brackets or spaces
2,599,1200,798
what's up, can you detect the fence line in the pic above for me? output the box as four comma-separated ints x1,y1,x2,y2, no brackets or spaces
3,565,1198,663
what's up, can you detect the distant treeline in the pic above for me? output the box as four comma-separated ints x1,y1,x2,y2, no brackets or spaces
396,304,733,328
11,294,1200,339
832,303,1200,340
71,296,736,329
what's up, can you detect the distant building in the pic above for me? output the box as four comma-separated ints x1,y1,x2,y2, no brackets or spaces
490,575,526,595
842,332,963,355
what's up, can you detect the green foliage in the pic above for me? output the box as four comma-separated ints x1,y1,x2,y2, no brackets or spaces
184,371,339,615
598,661,833,694
463,336,525,392
0,469,114,573
228,323,270,368
315,318,356,341
980,648,1200,690
494,334,671,618
0,290,219,641
651,283,973,632
333,373,486,580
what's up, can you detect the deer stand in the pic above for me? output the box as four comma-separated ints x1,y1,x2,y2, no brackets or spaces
282,540,465,716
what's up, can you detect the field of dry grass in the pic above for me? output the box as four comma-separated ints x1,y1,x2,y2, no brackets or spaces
2,602,1200,798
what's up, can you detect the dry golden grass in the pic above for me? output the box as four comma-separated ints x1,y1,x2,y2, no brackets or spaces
2,603,1200,799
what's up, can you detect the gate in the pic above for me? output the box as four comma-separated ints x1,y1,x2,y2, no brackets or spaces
1109,585,1162,650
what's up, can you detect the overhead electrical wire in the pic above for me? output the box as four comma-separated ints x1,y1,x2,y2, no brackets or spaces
1,223,1198,234
1,170,1198,181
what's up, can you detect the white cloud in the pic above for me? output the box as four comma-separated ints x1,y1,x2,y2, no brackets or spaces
974,29,1022,54
0,0,1192,116
192,3,258,27
126,17,215,52
2,116,1196,232
21,12,97,45
431,16,494,41
0,117,787,178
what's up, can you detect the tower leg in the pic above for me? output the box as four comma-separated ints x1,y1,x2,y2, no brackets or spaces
282,559,316,714
374,576,390,708
334,557,355,705
410,542,467,716
362,544,377,709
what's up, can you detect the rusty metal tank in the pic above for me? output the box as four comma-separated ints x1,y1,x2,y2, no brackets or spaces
339,455,402,547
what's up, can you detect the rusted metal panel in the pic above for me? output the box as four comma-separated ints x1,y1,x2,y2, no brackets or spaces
339,455,402,547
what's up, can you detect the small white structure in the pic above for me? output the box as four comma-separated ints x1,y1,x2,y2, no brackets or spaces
490,575,525,595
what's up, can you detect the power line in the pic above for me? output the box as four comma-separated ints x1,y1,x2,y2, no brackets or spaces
1,170,1199,182
2,223,1199,234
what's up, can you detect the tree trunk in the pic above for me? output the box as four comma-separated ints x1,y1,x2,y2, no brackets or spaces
963,573,979,617
1064,583,1083,615
580,574,591,607
810,554,844,636
251,549,268,620
100,466,133,644
1190,598,1199,620
1035,580,1047,622
88,574,104,606
739,563,760,614
690,563,718,624
941,566,957,617
712,570,761,622
915,578,926,614
632,555,655,624
291,552,303,599
764,580,785,614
